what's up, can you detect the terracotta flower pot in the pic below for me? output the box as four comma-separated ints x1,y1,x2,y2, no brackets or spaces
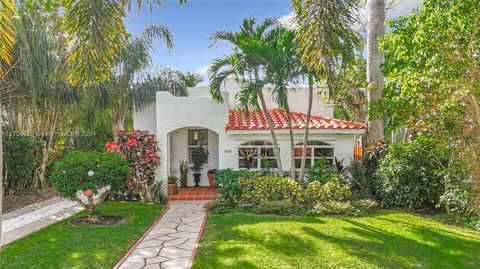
207,173,215,187
168,183,177,195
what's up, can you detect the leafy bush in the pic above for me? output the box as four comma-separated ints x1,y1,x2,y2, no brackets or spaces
215,169,255,202
306,157,345,184
439,163,479,217
347,159,375,199
107,129,160,199
376,135,448,209
305,181,351,203
251,200,302,215
50,150,130,218
206,197,235,214
238,175,304,205
3,136,43,194
360,140,389,198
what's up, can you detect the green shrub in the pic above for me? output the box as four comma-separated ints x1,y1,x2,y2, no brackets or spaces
238,175,304,205
206,197,235,214
252,200,302,215
347,159,375,199
215,169,255,201
306,181,351,203
50,150,130,218
3,136,43,193
306,157,345,184
312,200,353,215
377,135,448,209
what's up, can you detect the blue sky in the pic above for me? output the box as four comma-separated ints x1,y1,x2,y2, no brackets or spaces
124,0,293,81
124,0,423,84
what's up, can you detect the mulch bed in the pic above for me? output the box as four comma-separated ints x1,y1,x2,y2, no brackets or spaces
2,188,58,214
66,216,125,226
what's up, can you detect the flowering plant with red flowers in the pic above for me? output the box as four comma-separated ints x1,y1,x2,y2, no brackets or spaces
106,129,161,201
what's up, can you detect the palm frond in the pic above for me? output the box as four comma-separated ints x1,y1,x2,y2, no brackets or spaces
140,24,174,52
64,0,127,87
0,0,17,77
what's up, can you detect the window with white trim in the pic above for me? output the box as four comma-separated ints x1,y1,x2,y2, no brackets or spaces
238,141,277,170
188,129,208,164
294,141,334,168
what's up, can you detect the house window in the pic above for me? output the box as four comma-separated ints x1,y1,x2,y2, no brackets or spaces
294,141,334,168
238,141,277,170
188,129,208,163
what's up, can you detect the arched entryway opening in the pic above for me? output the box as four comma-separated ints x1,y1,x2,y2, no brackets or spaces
167,127,219,187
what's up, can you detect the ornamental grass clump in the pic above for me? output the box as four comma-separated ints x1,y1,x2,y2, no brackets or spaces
50,151,130,220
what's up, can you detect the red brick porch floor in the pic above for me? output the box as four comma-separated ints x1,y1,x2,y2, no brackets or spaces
169,186,218,201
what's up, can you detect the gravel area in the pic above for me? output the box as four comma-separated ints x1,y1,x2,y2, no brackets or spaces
2,199,78,233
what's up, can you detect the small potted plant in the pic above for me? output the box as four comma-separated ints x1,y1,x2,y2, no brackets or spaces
167,175,178,195
207,169,217,187
190,145,209,187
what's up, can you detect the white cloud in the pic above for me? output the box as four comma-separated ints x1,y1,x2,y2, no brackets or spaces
195,64,211,77
278,12,297,30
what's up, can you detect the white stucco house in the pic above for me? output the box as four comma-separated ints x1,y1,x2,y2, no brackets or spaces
134,79,366,187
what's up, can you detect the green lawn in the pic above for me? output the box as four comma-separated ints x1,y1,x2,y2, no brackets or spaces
1,202,164,269
193,211,480,269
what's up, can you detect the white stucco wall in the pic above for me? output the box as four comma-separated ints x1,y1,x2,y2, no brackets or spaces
155,91,229,186
133,103,156,134
219,130,361,171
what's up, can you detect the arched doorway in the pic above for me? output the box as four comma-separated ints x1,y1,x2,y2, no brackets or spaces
167,127,219,186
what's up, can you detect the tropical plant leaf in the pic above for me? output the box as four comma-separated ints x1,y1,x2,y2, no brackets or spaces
0,0,16,77
64,0,128,87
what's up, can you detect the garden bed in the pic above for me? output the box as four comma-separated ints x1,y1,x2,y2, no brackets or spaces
193,211,480,269
0,202,164,269
2,188,57,214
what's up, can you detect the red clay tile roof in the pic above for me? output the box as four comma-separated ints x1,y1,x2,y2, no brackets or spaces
226,109,366,131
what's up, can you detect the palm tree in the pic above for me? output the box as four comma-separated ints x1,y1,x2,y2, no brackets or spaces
293,0,360,180
85,24,185,136
63,0,186,87
10,16,79,188
366,0,385,144
242,28,303,179
209,17,285,175
181,71,203,87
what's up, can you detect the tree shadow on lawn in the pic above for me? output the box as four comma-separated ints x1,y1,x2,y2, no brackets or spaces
195,212,480,269
194,214,325,269
302,217,480,269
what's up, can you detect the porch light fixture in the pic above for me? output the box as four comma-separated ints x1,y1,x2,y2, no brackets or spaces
193,129,199,141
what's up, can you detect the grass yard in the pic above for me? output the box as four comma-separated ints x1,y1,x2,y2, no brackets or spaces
193,211,480,269
1,202,164,269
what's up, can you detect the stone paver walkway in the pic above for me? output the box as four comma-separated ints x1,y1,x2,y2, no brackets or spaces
118,201,207,269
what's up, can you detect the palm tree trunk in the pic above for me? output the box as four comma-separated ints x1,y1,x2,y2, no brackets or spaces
366,0,385,144
284,104,296,180
299,74,314,180
258,91,283,176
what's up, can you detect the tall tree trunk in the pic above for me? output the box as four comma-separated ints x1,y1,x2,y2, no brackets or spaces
258,91,283,176
299,74,314,180
35,108,58,188
284,104,296,180
366,0,385,144
113,89,126,141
